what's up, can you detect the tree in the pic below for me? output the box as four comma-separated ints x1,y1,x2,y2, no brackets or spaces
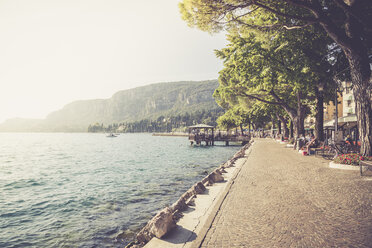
213,27,334,138
217,110,239,132
180,0,372,155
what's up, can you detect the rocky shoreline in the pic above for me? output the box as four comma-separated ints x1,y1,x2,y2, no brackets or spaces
126,140,253,248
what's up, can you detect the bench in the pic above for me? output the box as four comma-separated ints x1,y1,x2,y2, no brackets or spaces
360,160,372,176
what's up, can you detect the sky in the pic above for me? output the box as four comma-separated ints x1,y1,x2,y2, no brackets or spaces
0,0,227,123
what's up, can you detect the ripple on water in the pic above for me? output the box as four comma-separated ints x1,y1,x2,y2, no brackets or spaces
0,133,240,247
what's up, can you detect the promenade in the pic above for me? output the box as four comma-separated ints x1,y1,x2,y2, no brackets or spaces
199,139,372,248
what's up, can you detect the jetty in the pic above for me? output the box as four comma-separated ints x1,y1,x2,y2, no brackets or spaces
152,132,188,137
188,124,250,146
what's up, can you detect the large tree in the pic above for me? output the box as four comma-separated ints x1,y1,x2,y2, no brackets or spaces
180,0,372,155
213,27,334,138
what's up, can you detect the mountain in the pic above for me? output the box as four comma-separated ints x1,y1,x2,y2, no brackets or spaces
0,80,222,132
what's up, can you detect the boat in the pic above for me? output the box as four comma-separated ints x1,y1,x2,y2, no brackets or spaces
106,133,117,138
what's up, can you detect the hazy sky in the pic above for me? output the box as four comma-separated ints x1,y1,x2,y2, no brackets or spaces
0,0,227,122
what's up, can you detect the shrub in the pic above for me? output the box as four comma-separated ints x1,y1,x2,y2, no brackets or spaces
333,153,372,166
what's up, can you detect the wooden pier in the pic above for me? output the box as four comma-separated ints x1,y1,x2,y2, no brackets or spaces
188,124,250,146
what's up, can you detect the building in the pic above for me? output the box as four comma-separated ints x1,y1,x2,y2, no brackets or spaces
342,81,356,116
324,92,343,122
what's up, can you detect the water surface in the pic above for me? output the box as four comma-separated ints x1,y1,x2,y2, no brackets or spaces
0,133,240,247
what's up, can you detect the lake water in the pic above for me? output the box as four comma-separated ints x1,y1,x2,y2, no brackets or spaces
0,133,240,247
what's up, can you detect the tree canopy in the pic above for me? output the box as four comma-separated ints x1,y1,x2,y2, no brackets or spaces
180,0,372,155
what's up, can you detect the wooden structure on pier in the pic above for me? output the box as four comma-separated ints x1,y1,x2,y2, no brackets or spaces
188,124,250,146
188,124,215,146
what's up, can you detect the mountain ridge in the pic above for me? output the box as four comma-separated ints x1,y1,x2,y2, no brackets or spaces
0,80,221,132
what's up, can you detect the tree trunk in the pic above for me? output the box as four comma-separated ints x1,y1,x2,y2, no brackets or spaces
290,119,294,139
278,120,282,135
318,9,372,155
240,123,244,135
314,86,324,141
351,64,372,156
338,43,371,155
269,89,305,139
277,114,289,138
292,116,300,138
296,91,306,138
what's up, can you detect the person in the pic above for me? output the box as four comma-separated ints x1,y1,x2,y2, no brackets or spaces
345,135,352,144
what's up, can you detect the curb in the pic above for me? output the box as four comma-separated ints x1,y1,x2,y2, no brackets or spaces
190,142,254,248
329,161,365,171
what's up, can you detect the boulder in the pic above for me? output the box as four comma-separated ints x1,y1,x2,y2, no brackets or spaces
208,170,224,183
191,182,206,194
170,197,188,212
201,176,210,185
185,195,196,206
136,207,176,243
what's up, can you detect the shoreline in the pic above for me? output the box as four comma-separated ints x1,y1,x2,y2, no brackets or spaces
152,132,188,137
127,139,253,248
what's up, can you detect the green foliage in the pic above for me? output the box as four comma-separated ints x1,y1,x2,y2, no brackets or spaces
210,13,337,136
216,110,237,131
89,109,224,133
179,0,372,155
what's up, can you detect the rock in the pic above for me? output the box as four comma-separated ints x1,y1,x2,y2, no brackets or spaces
124,242,142,248
136,207,176,243
191,182,206,194
183,190,194,200
208,170,224,183
170,197,188,212
185,195,195,206
201,176,210,185
218,167,227,173
226,160,234,167
172,209,183,221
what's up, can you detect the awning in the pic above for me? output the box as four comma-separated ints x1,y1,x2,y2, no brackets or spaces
188,124,215,129
338,114,357,123
324,119,335,128
323,114,357,129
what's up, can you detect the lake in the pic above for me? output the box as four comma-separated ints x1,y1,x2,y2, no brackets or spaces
0,133,240,247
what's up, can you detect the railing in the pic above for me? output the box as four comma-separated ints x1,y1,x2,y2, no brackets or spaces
189,134,250,142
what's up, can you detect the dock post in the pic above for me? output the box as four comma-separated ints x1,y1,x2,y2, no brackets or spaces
212,128,215,146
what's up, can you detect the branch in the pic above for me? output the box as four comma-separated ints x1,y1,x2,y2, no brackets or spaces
254,0,355,51
282,22,316,30
236,18,315,31
333,0,372,32
237,91,284,106
269,88,297,115
253,0,318,23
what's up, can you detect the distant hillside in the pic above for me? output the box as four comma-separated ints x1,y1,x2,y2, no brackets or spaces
0,80,222,132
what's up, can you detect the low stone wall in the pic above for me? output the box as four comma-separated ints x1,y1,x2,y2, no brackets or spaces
126,140,253,248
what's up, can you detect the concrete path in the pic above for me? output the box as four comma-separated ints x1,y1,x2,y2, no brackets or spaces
200,139,372,248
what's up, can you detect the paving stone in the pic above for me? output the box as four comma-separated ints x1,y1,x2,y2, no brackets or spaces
200,139,372,248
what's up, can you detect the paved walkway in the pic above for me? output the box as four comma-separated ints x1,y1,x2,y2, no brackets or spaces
200,139,372,248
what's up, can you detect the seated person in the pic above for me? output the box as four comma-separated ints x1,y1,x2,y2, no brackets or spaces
345,135,352,145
